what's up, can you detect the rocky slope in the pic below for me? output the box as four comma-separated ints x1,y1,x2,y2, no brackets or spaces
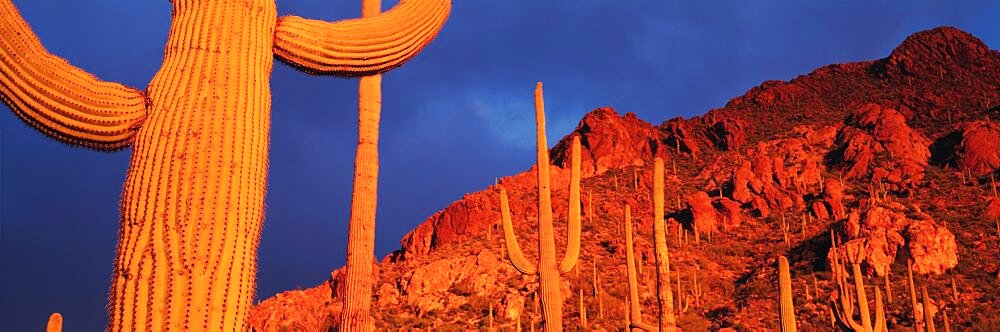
249,26,1000,331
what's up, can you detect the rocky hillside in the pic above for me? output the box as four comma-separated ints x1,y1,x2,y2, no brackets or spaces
249,26,1000,331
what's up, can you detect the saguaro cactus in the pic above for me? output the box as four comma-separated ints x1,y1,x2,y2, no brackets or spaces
0,1,450,330
651,158,679,331
778,256,797,332
46,313,62,332
831,245,887,332
499,82,581,331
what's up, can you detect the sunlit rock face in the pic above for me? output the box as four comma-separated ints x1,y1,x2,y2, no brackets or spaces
251,26,999,330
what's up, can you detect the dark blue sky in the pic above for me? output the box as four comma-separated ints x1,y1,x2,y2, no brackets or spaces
1,0,996,330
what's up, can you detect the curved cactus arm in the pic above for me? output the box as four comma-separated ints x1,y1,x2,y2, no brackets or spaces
832,297,863,331
850,263,874,331
0,0,148,150
273,0,451,76
499,185,538,275
559,135,582,274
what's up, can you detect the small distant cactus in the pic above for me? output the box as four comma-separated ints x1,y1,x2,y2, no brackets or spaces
579,288,588,329
778,256,797,332
908,259,922,331
623,204,656,331
499,82,581,331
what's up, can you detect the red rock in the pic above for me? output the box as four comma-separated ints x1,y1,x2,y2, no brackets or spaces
833,202,956,276
810,201,830,220
904,220,958,275
551,107,669,177
686,191,719,236
715,198,744,228
659,117,702,159
730,161,755,203
823,178,847,220
831,104,931,188
954,120,1000,176
883,26,992,78
987,198,1000,220
705,116,748,151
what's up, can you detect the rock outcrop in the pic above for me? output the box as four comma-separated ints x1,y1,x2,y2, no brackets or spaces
831,201,957,276
952,120,1000,176
551,107,670,177
830,104,931,190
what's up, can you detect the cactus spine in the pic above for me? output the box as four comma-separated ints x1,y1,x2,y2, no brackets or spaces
46,313,62,332
778,256,797,332
0,0,450,330
499,82,581,331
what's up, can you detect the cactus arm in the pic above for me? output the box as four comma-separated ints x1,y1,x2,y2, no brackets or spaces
0,0,148,150
558,135,582,274
272,0,451,76
778,256,797,332
499,185,538,275
851,263,874,331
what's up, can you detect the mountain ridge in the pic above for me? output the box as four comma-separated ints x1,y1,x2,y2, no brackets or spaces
250,26,1000,330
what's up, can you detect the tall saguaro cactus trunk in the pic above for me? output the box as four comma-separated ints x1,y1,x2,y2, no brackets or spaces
111,3,279,330
499,82,581,332
652,158,678,331
341,0,383,329
0,0,450,330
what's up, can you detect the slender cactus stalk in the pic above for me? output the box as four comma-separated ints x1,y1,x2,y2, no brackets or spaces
489,302,495,330
908,260,921,332
46,313,62,332
341,1,384,329
499,82,581,331
624,204,657,331
922,286,936,332
951,277,958,303
579,288,588,329
779,256,798,332
942,309,951,332
885,271,893,304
